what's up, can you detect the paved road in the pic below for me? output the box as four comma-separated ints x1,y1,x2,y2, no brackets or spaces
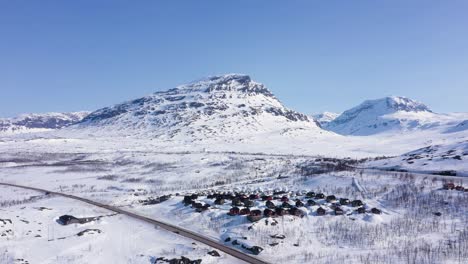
0,182,270,264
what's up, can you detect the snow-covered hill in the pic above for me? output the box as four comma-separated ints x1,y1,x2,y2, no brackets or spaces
71,74,321,139
367,140,468,176
0,112,89,134
312,112,340,126
326,96,468,135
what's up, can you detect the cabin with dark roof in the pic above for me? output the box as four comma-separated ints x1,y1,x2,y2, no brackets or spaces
371,208,382,214
249,194,260,200
58,215,98,225
316,207,326,216
334,207,344,215
281,202,293,208
231,198,243,207
351,200,364,207
443,183,455,190
306,191,315,198
356,207,366,214
192,202,203,209
196,206,209,213
239,208,250,215
307,199,316,206
264,208,275,217
228,207,240,216
275,207,288,216
243,199,254,208
247,210,262,222
58,215,81,225
214,198,225,205
339,198,350,205
326,195,337,203
295,200,305,207
280,196,289,202
265,200,276,209
183,195,193,205
315,193,325,199
289,207,305,218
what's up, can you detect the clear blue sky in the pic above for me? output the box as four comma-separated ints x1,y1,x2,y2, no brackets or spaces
1,1,467,117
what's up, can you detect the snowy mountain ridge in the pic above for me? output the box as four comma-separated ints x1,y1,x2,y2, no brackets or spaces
73,74,321,139
0,112,89,134
312,111,340,126
325,96,467,135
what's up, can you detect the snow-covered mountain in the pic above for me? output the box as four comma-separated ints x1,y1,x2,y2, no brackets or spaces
72,74,321,139
0,112,89,134
312,112,340,126
325,96,468,135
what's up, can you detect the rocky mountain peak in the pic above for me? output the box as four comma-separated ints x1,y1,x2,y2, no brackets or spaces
76,74,318,138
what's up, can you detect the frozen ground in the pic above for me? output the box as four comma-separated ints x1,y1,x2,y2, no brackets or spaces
0,186,240,264
0,146,467,263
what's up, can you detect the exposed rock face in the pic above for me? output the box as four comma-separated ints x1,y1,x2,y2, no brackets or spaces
75,74,319,138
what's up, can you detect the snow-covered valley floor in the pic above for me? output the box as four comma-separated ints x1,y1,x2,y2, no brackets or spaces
1,145,467,263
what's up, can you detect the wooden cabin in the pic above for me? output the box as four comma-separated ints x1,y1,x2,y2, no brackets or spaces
239,208,250,215
295,200,305,207
356,207,366,214
231,198,243,207
196,206,209,213
247,210,262,222
58,215,81,225
243,199,254,208
275,207,288,216
183,195,193,205
249,194,260,200
316,207,326,216
250,209,262,216
265,200,276,209
264,208,275,217
228,207,240,216
214,198,225,205
192,202,203,209
289,207,305,218
315,193,325,199
334,207,344,215
443,183,455,190
339,198,350,205
326,195,337,203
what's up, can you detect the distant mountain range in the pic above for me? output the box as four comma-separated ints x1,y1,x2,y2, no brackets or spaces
1,74,467,142
1,74,467,173
0,112,89,133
